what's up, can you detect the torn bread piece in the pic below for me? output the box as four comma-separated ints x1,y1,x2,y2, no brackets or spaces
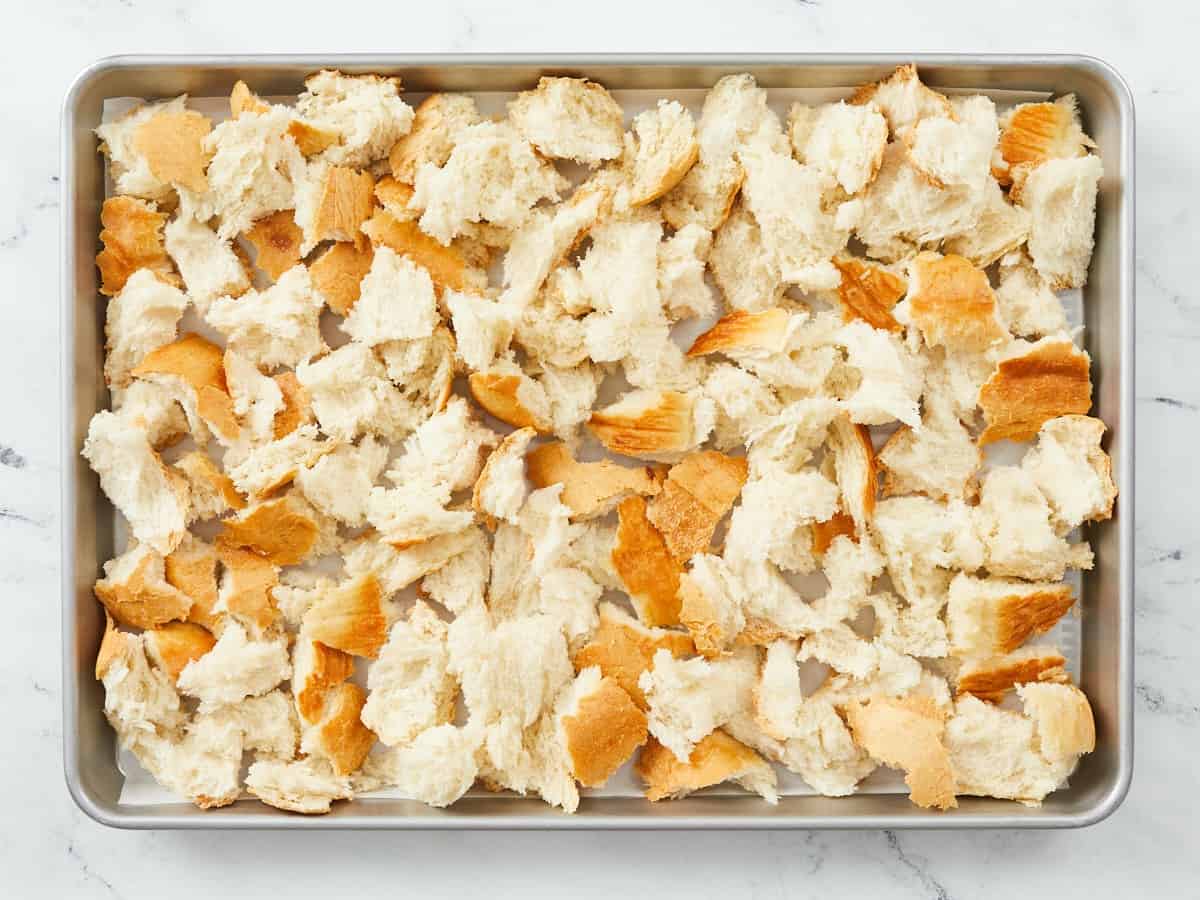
955,645,1069,703
411,120,569,244
223,349,284,445
789,100,888,195
292,637,355,723
709,201,786,313
269,373,316,434
1014,154,1103,290
244,209,304,281
164,535,221,631
572,602,694,709
677,554,748,659
301,573,388,659
526,441,662,521
903,252,1006,353
849,64,953,139
612,496,684,628
176,621,290,712
1022,415,1117,530
223,422,330,501
361,208,483,295
942,179,1031,268
473,427,536,527
903,94,997,193
206,265,326,370
95,96,209,202
975,466,1094,580
628,99,699,206
994,253,1068,338
245,756,353,814
132,333,238,446
446,291,517,372
946,686,1094,805
296,342,412,442
344,528,476,597
947,572,1075,658
361,602,455,747
637,730,778,803
213,541,280,634
834,320,925,428
559,666,648,787
299,681,377,776
174,450,245,522
164,215,251,313
704,364,782,450
295,436,388,527
294,70,414,168
292,162,374,254
588,390,715,463
358,723,481,807
219,494,320,566
826,414,877,535
661,73,787,231
114,379,188,449
508,76,625,166
658,223,716,321
844,695,957,810
977,338,1092,445
309,241,374,315
878,408,981,502
725,468,838,576
994,95,1092,183
385,395,499,493
95,542,193,630
82,411,190,555
687,308,794,358
831,255,905,332
96,196,179,296
103,268,189,389
342,246,439,346
468,362,553,433
646,451,747,562
389,93,480,183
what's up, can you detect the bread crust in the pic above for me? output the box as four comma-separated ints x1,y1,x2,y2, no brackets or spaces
311,682,377,775
362,208,472,294
244,210,304,281
908,253,1006,352
468,372,550,432
94,547,192,630
272,371,313,439
635,731,770,801
527,441,664,520
302,573,388,659
588,391,696,458
165,538,221,631
978,340,1092,445
687,308,792,357
812,511,858,556
132,108,212,194
94,613,130,680
145,621,216,682
133,333,240,443
563,677,648,787
831,256,904,332
220,496,319,567
312,166,375,248
826,415,877,534
612,496,683,627
295,639,356,722
677,572,731,659
956,648,1068,702
994,586,1075,656
309,241,375,316
96,196,180,297
571,604,695,708
215,541,280,631
230,80,270,118
844,695,957,810
646,451,747,562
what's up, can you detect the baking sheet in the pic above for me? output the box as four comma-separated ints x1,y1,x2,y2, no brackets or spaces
99,81,1084,807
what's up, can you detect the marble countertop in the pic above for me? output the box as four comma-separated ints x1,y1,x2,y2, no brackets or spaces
4,0,1194,895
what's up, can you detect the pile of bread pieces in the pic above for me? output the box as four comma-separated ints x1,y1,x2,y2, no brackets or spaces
86,64,1115,815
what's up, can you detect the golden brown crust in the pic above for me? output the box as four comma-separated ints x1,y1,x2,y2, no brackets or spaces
612,497,683,628
302,574,388,659
132,333,240,443
646,451,747,562
995,101,1083,182
313,682,377,775
563,677,648,787
908,253,1006,352
374,175,415,218
811,511,858,556
287,119,340,157
978,340,1092,445
526,441,664,519
272,371,313,439
179,450,246,513
95,613,131,680
676,573,727,659
296,639,356,722
571,606,695,708
588,391,695,459
630,135,699,208
361,208,472,294
219,496,319,567
145,621,216,682
468,372,548,432
230,80,270,118
214,541,280,631
994,585,1075,655
844,695,957,810
956,651,1068,702
96,196,179,297
471,426,535,524
313,167,375,248
388,93,463,183
827,414,877,533
133,109,213,194
735,617,796,648
244,210,304,281
832,256,905,332
165,539,221,631
310,241,375,316
686,309,792,357
635,731,769,801
94,551,192,630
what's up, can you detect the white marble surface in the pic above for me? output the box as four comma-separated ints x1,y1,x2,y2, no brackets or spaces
2,0,1194,895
